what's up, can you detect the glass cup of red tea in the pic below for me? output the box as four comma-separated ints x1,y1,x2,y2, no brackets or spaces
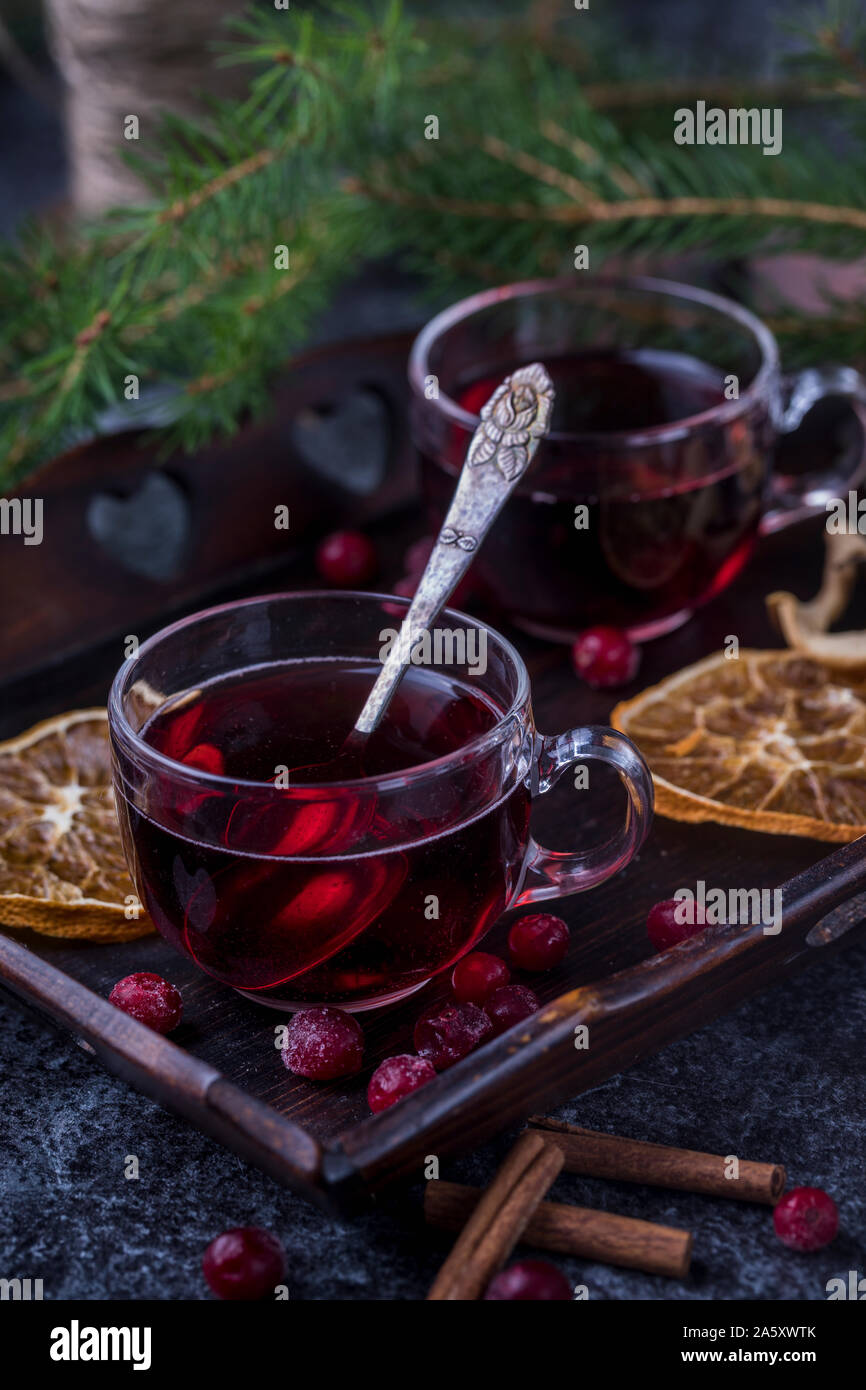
410,275,866,642
109,591,653,1011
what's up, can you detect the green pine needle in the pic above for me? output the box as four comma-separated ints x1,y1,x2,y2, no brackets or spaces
1,0,864,490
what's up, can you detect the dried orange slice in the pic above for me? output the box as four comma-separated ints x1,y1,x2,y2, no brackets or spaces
611,651,866,842
0,709,152,941
767,531,866,670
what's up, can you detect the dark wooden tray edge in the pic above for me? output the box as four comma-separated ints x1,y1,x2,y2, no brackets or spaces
2,836,865,1215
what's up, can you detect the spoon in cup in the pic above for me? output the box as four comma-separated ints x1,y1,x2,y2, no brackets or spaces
290,362,555,782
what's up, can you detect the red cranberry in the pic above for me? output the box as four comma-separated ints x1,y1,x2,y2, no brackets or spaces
485,984,540,1036
414,1000,492,1071
315,529,377,586
452,951,510,1005
202,1227,286,1300
647,898,707,952
404,535,435,575
508,913,570,972
281,1006,364,1080
402,534,476,606
182,742,225,775
381,574,417,619
484,1259,572,1301
773,1187,839,1251
367,1054,437,1113
109,972,183,1034
572,625,640,689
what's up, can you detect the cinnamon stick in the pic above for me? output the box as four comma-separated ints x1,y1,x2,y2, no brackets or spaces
426,1131,564,1300
528,1118,786,1205
426,1180,692,1279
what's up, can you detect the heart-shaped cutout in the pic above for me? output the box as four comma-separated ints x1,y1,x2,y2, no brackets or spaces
289,387,390,495
87,471,190,581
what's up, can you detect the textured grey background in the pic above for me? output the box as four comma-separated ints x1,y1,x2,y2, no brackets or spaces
2,939,864,1301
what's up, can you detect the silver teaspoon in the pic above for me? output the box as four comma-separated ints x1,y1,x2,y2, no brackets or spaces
291,361,555,781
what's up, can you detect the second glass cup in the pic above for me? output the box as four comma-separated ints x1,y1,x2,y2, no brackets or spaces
410,275,866,641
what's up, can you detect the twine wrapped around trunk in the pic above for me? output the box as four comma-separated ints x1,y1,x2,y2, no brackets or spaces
45,0,246,215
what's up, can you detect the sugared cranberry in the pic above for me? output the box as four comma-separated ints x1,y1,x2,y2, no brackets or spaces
367,1054,437,1113
202,1227,286,1301
485,984,540,1036
414,1000,493,1071
773,1187,839,1251
508,913,570,972
281,1006,364,1080
647,898,707,952
109,972,183,1034
452,951,510,1005
315,529,377,586
572,625,640,689
484,1259,572,1301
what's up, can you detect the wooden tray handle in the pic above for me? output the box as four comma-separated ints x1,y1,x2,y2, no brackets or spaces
335,836,866,1195
0,932,328,1208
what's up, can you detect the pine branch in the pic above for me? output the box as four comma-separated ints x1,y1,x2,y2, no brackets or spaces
1,0,865,489
354,4,866,278
0,2,416,487
353,169,866,234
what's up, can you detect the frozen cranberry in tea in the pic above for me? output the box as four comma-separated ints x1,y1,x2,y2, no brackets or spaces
367,1054,437,1113
202,1227,286,1300
414,1000,493,1071
508,913,570,971
485,983,539,1036
452,951,510,1005
281,1007,364,1080
182,742,225,775
773,1187,838,1251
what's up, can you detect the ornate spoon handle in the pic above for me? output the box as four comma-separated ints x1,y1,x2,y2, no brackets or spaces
354,362,554,735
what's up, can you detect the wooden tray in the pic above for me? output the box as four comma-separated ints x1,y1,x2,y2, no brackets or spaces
2,842,865,1214
2,333,865,1216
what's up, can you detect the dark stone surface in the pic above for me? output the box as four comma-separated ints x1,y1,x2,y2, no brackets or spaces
1,935,863,1301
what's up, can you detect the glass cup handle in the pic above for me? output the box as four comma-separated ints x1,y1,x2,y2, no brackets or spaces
512,726,654,907
762,365,866,534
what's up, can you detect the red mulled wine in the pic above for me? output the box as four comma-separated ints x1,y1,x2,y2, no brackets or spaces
419,347,770,639
114,660,530,1008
